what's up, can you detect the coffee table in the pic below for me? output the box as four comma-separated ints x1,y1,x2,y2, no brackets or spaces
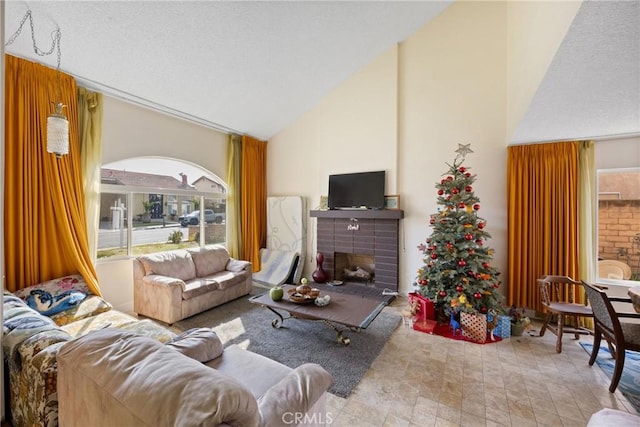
249,284,387,345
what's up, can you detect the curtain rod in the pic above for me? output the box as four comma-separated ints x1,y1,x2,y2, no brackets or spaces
75,75,244,136
513,131,640,145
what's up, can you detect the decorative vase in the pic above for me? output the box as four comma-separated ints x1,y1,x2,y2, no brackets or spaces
312,252,328,283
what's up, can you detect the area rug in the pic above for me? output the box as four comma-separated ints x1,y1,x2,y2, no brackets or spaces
173,290,401,398
580,341,640,412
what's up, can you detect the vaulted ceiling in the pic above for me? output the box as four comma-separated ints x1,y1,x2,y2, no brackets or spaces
4,1,639,143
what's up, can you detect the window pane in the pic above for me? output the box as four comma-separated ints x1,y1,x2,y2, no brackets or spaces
98,193,129,259
597,169,640,282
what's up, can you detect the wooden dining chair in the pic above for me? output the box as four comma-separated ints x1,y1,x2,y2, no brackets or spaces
582,281,640,393
537,275,593,353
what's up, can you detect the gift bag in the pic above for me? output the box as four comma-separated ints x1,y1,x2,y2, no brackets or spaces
408,292,434,321
461,312,487,343
493,315,511,339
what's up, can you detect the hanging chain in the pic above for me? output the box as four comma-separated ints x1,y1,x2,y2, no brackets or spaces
6,9,64,109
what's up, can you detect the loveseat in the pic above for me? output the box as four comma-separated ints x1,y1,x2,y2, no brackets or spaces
133,245,253,324
57,328,333,427
2,275,174,427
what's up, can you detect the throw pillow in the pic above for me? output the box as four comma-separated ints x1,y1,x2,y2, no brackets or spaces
13,274,92,300
166,328,223,362
189,246,230,277
26,289,87,316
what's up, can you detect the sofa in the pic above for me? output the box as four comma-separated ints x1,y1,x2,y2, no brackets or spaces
133,245,253,324
57,327,333,427
2,275,174,427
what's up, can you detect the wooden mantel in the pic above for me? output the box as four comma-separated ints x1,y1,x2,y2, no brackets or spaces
310,209,404,291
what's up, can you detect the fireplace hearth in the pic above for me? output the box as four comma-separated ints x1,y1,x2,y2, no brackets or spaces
311,209,403,292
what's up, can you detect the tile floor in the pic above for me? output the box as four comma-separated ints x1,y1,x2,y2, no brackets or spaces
324,297,639,426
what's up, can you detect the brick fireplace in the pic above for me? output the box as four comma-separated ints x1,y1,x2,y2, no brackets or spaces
310,209,404,291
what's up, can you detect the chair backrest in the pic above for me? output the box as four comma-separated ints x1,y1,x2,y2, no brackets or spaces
582,281,620,340
537,275,582,306
598,260,632,280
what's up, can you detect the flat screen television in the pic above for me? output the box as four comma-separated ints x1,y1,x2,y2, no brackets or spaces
328,171,385,210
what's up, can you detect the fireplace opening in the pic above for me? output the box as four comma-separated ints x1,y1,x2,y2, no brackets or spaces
334,252,375,284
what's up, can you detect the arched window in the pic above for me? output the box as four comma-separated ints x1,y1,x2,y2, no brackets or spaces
98,157,227,260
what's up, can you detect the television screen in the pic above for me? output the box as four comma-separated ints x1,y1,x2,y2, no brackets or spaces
328,171,385,210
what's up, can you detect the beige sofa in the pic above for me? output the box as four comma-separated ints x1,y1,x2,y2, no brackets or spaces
57,328,333,427
133,245,253,324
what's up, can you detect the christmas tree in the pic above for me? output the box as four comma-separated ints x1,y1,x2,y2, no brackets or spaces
415,144,503,317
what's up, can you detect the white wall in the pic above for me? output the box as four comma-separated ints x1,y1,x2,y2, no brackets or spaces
595,136,640,170
97,95,229,312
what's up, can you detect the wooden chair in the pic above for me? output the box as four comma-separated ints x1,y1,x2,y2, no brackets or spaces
582,281,640,393
537,275,593,353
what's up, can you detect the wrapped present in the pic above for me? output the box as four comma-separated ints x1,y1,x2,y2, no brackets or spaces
413,319,437,334
461,312,487,343
493,315,511,339
408,292,434,321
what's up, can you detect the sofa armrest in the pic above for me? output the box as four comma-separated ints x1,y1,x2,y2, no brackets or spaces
134,274,184,324
227,258,252,272
257,363,333,427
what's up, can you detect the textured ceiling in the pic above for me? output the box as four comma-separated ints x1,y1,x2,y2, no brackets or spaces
4,1,639,143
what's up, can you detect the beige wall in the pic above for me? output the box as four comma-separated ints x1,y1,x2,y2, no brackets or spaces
268,1,580,296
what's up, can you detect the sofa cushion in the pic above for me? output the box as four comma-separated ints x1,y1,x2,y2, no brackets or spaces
138,251,196,282
182,278,219,300
227,258,251,272
209,271,247,290
166,328,223,362
13,274,93,300
189,246,230,277
49,295,113,326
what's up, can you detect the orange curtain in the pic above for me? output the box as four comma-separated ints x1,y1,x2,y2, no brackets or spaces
4,55,101,295
507,141,579,312
240,135,266,271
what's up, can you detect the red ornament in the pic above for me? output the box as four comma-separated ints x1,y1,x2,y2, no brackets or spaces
476,239,483,245
473,203,480,210
438,291,447,297
430,218,436,224
452,188,459,195
458,202,465,209
419,279,428,285
430,253,437,259
456,285,464,292
482,262,490,268
441,179,447,185
478,222,485,229
480,306,488,314
467,271,475,277
464,233,473,240
465,172,471,177
458,260,466,267
465,185,473,192
474,292,482,299
459,166,466,173
446,242,454,249
446,176,453,181
467,249,475,255
437,189,444,195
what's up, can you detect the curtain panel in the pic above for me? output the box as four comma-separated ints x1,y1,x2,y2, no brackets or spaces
507,141,580,312
226,134,243,259
4,55,100,295
78,88,103,264
240,135,266,271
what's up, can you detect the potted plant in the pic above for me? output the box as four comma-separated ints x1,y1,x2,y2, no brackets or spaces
509,305,531,336
141,200,154,223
